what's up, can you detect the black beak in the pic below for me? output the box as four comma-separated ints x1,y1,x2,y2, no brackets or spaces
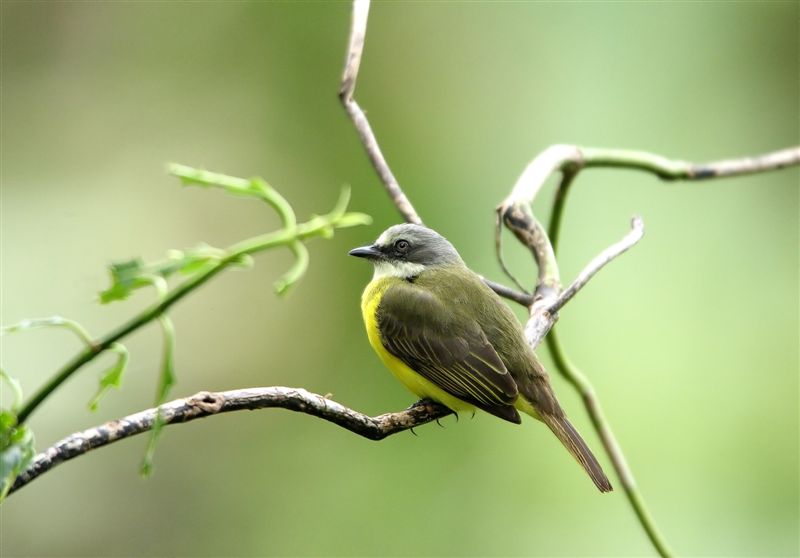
349,244,382,259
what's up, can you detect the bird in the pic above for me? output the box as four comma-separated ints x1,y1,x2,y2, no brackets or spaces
349,223,612,493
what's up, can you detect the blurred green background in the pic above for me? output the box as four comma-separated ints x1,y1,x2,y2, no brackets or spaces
2,2,797,557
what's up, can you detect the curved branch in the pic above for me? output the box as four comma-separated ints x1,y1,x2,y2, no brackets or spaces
16,199,366,425
479,277,533,306
550,215,645,314
522,218,644,349
497,146,800,554
579,145,800,180
546,328,673,557
339,0,528,306
499,143,800,348
9,387,451,496
339,3,799,555
339,0,421,225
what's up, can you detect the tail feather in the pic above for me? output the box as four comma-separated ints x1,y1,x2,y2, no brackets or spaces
540,413,613,493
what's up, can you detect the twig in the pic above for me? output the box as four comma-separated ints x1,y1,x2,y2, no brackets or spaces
499,143,800,348
520,211,644,348
546,329,674,558
480,277,532,306
579,145,800,180
335,10,665,554
550,216,645,314
508,144,800,557
16,185,367,425
339,0,528,307
339,0,421,225
542,172,674,554
9,388,452,496
504,144,800,207
338,1,800,555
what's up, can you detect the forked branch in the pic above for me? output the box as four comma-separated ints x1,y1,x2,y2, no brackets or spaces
498,143,800,348
340,4,800,558
498,144,799,558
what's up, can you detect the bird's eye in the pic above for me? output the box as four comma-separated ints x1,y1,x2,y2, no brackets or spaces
394,239,410,253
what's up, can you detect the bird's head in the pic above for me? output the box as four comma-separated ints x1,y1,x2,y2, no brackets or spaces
349,224,464,279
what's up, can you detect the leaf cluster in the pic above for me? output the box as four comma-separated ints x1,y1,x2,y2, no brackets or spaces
0,164,371,499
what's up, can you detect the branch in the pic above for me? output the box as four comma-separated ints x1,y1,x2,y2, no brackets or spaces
15,171,369,425
9,388,452,496
546,329,673,557
579,145,800,180
339,4,800,555
498,144,800,348
338,0,529,306
479,277,533,306
339,0,421,225
334,10,666,555
550,215,645,314
504,144,800,207
496,143,797,557
522,217,645,349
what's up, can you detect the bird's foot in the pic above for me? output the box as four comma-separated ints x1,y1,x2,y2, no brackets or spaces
407,398,438,411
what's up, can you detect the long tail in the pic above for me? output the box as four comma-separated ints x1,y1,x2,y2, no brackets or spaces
540,413,613,493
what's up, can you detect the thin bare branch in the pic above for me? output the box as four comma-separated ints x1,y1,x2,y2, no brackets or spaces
506,146,800,207
523,216,645,348
339,5,798,555
479,277,532,306
496,203,560,298
497,143,797,558
580,145,800,180
498,143,800,348
551,216,645,314
9,387,451,496
546,328,674,558
339,0,526,306
339,0,421,225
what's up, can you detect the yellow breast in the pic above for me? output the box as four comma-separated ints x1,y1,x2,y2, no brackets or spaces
360,278,475,413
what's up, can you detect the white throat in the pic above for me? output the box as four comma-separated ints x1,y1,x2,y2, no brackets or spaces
372,260,426,280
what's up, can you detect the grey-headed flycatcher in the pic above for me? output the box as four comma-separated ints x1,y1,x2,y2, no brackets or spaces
350,224,612,492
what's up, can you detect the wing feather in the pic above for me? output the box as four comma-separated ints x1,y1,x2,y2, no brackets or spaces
376,281,520,422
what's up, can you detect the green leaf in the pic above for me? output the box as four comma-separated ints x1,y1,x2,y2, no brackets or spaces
329,186,351,219
2,316,93,347
140,316,176,477
0,370,36,500
231,254,254,269
0,423,34,501
335,212,373,228
168,163,261,199
99,245,231,304
0,369,24,412
274,241,309,296
99,258,152,304
167,244,226,276
0,411,16,433
88,344,130,411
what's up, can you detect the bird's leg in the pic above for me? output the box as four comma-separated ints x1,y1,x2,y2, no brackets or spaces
405,398,454,432
406,398,438,411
